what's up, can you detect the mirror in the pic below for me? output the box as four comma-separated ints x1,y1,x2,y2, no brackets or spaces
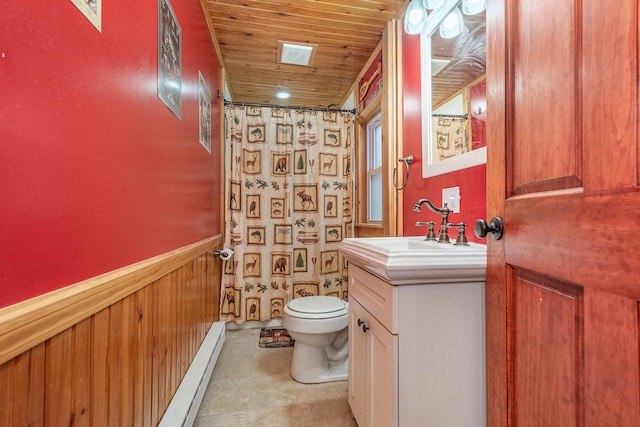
419,0,487,178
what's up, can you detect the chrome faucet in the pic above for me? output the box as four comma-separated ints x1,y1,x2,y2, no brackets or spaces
413,199,453,243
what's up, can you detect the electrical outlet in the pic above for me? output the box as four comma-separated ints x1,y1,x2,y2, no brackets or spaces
442,186,460,213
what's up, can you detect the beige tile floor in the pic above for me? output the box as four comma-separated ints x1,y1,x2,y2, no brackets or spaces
194,328,357,427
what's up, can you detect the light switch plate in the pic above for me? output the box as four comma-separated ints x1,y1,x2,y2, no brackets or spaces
442,186,460,213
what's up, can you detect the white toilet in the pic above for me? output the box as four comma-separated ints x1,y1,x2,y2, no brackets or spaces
283,295,349,384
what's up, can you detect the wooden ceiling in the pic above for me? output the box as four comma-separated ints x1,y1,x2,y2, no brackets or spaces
203,0,408,108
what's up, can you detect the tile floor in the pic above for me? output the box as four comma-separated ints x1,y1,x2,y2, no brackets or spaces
194,328,358,427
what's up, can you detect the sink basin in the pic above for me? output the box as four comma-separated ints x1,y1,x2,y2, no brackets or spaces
339,236,487,285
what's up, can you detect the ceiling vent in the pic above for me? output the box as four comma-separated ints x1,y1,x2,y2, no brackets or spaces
431,58,451,76
277,41,317,66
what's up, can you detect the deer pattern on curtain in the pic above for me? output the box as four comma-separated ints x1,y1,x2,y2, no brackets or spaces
222,105,354,325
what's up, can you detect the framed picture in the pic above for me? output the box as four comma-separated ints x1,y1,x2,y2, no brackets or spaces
274,224,293,244
247,107,262,116
248,125,265,143
293,184,318,212
247,226,265,245
293,282,319,298
319,153,338,176
293,248,308,272
158,0,182,119
70,0,101,31
229,180,242,211
271,253,291,276
270,298,285,318
246,297,260,321
276,124,293,144
243,253,261,277
324,195,338,218
243,149,261,174
324,129,341,147
198,72,211,153
343,154,351,176
294,150,307,175
272,152,291,175
321,250,339,274
271,198,285,219
246,194,261,218
221,286,241,317
325,225,343,243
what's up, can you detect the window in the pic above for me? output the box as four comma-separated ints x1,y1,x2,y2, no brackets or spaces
366,112,383,222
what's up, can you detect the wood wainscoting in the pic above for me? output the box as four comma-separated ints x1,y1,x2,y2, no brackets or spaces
0,235,222,426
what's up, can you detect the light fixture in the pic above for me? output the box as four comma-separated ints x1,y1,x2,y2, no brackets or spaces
404,0,428,35
461,0,486,15
275,91,291,100
439,7,464,39
277,41,317,66
423,0,444,9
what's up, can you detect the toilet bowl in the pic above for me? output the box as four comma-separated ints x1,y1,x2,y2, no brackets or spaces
283,295,349,384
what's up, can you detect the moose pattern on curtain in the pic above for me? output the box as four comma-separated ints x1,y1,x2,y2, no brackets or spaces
222,105,354,325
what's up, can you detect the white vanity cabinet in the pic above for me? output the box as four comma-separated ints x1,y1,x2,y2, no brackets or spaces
346,261,486,427
348,287,397,427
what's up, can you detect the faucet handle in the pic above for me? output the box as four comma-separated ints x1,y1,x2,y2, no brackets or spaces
450,222,469,246
415,221,437,241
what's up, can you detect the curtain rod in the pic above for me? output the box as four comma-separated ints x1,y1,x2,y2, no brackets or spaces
432,113,469,119
223,99,355,115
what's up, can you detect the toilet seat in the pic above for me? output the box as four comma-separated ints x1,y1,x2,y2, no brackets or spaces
285,296,348,320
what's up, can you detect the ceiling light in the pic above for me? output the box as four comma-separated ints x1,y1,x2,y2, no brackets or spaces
439,7,464,39
276,91,291,99
277,41,317,66
462,0,486,15
404,0,428,35
423,0,444,9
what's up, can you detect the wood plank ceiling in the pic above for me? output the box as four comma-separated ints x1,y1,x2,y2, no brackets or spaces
203,0,408,108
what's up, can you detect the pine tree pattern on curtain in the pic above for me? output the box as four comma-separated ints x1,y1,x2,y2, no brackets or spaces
222,105,354,325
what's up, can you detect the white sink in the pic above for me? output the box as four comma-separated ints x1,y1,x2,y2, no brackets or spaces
339,236,487,285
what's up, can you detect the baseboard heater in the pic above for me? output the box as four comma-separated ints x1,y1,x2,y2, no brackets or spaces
159,321,225,427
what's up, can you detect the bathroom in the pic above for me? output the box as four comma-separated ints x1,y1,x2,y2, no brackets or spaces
1,0,638,426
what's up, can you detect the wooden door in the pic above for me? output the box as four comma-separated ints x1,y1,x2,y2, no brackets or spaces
486,0,640,425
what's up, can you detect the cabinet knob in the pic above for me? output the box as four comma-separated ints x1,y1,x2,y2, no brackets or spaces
362,324,370,333
357,319,364,327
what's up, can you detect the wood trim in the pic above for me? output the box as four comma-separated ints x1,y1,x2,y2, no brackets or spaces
200,0,225,68
381,19,399,237
0,235,223,365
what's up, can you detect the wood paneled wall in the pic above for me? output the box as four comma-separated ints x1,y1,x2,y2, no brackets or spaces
0,236,222,426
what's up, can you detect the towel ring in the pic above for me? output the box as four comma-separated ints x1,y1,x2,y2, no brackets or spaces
393,155,414,190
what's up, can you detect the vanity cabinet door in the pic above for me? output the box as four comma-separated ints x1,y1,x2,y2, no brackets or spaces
367,309,397,427
348,295,398,427
348,297,367,427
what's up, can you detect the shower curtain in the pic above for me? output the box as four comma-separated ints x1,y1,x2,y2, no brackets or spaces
432,117,469,161
221,105,354,325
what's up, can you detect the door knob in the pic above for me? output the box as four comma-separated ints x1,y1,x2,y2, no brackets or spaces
474,217,504,240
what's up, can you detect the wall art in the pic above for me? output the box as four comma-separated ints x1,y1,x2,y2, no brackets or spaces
198,71,211,152
70,0,101,31
158,0,182,119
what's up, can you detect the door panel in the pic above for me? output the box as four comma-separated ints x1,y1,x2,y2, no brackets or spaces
512,269,584,426
512,0,580,193
486,0,640,425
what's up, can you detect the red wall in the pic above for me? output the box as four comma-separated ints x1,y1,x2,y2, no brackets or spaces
0,1,222,308
401,30,486,243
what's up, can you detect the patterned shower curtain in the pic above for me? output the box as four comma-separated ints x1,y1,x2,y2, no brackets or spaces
221,105,354,325
432,117,469,161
